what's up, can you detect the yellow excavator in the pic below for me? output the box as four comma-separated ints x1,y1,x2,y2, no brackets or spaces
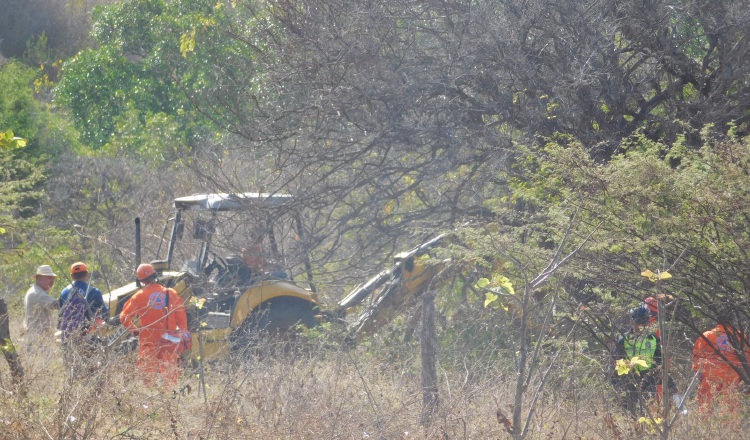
102,193,450,361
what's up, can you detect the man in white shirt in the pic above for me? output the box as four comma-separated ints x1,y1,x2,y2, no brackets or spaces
24,265,58,338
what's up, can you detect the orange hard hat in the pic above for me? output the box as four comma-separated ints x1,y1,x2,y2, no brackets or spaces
70,262,88,275
136,263,156,281
644,296,659,314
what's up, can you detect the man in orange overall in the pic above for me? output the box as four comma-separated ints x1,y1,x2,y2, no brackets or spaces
120,263,189,386
692,316,750,413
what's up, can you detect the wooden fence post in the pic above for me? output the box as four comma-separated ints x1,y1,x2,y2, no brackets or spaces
420,290,438,426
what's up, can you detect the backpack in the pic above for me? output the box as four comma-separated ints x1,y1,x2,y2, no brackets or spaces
59,286,92,342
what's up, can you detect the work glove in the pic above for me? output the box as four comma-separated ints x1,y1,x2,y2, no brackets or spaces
106,315,121,326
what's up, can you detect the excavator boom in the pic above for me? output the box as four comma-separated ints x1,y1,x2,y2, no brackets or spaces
338,235,451,341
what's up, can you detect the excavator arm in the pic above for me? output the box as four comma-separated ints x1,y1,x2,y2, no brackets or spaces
338,235,452,341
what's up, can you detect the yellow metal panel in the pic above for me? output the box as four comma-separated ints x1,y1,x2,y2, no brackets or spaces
185,327,233,362
230,280,317,327
402,259,446,293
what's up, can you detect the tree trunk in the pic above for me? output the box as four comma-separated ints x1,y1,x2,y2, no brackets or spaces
0,299,25,390
420,290,438,426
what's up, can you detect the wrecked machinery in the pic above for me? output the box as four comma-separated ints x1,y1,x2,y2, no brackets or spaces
102,193,448,361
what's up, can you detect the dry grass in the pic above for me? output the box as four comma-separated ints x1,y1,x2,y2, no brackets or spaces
0,319,748,439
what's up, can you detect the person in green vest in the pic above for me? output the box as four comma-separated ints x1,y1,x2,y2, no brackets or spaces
611,305,676,416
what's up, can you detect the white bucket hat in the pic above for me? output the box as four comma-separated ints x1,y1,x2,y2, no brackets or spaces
33,265,57,279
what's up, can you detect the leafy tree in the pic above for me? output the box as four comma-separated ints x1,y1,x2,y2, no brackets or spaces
0,131,59,299
0,61,73,214
0,61,80,159
0,143,44,221
513,131,750,389
54,46,144,149
165,0,750,289
0,62,87,298
0,63,39,145
54,0,253,156
50,0,750,271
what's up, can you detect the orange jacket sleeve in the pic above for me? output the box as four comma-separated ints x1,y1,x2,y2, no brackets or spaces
120,290,145,332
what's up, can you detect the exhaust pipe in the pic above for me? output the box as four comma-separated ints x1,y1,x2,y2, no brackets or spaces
135,217,141,287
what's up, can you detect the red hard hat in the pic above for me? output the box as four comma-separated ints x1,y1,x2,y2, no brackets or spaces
70,262,88,275
644,296,658,314
136,263,156,281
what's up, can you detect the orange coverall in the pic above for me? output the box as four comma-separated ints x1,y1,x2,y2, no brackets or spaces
120,283,188,385
692,325,750,411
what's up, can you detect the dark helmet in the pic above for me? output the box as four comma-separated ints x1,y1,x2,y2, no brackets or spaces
630,305,651,325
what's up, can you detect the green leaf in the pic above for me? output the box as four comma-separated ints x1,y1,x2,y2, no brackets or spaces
0,338,16,355
180,29,196,57
484,292,498,308
191,297,206,309
641,269,672,282
494,275,515,295
0,130,27,149
475,277,490,288
630,356,648,370
615,359,630,376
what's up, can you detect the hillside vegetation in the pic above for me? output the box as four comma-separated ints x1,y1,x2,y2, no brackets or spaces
1,0,750,438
